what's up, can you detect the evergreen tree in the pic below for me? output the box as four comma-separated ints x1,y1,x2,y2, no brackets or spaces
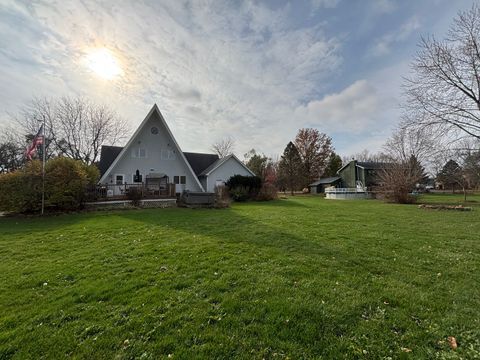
244,149,269,181
408,154,428,186
278,142,304,195
437,160,463,192
463,151,480,190
323,152,343,178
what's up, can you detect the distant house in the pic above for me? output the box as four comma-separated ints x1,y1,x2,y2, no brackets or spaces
98,104,254,195
309,160,388,194
336,160,388,189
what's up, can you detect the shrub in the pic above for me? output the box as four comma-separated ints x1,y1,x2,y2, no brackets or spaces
84,164,100,186
127,186,142,207
0,157,96,214
0,161,43,213
229,186,249,202
214,185,231,208
256,183,278,201
225,175,262,201
44,157,91,211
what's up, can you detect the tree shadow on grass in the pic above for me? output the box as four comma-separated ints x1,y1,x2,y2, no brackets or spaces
116,204,340,261
0,211,98,236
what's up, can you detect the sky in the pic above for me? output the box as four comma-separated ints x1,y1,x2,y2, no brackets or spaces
0,0,475,158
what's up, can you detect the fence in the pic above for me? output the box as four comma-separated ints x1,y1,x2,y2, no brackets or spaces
325,187,366,193
85,183,176,202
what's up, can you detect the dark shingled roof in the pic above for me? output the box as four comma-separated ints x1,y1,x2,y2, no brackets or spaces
97,145,219,177
309,176,341,187
98,145,123,176
183,152,219,176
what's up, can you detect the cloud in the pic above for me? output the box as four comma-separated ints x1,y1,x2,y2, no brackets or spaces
370,16,421,56
294,80,385,133
372,0,397,14
172,87,202,102
0,0,345,157
311,0,341,11
1,0,421,158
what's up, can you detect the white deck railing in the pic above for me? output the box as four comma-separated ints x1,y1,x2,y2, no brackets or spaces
325,187,366,193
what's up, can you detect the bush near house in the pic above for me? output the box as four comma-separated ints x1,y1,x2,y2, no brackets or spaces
256,182,278,201
126,186,143,207
0,158,99,214
225,175,262,201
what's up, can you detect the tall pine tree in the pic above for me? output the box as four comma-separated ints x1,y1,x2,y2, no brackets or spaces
323,152,343,178
278,142,304,195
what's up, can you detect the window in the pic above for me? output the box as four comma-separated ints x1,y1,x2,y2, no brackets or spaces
115,174,124,185
161,149,175,160
174,176,186,185
132,148,147,158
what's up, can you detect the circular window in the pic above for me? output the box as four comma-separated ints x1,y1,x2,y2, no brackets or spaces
151,126,159,134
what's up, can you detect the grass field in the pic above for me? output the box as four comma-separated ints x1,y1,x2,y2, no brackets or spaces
0,194,479,359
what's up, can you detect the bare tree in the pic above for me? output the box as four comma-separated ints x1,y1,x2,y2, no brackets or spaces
211,137,235,158
378,126,432,203
404,5,480,140
13,97,129,164
0,126,25,173
342,149,386,164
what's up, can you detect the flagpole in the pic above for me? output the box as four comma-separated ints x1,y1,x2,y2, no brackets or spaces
41,115,46,216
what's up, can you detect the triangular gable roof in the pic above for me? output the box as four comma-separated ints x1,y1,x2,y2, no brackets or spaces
98,104,205,191
199,154,256,177
337,160,391,174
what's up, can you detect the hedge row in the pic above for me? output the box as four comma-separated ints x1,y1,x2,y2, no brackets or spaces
0,158,99,214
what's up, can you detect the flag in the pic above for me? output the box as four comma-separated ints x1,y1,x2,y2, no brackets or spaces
25,125,44,160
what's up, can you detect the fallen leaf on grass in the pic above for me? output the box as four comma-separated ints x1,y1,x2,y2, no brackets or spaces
448,336,457,350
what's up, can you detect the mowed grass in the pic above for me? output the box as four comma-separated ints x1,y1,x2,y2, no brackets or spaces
0,195,479,359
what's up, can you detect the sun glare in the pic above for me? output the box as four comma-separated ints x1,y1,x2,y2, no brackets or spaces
84,48,122,80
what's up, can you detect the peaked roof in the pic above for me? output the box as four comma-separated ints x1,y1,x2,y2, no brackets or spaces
98,104,205,191
183,152,219,176
199,154,256,177
337,160,389,174
98,145,123,177
309,176,341,186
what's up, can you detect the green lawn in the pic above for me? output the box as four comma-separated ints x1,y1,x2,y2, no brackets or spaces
0,195,479,359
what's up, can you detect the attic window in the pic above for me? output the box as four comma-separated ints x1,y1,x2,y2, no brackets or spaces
151,127,158,134
161,149,175,160
132,148,147,158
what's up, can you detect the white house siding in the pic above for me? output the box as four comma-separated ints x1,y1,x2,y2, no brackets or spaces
205,157,252,192
101,111,202,192
200,177,207,192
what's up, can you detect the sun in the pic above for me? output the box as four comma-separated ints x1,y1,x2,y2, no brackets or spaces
84,48,123,80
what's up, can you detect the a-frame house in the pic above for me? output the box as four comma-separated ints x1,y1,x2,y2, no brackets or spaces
98,105,254,195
